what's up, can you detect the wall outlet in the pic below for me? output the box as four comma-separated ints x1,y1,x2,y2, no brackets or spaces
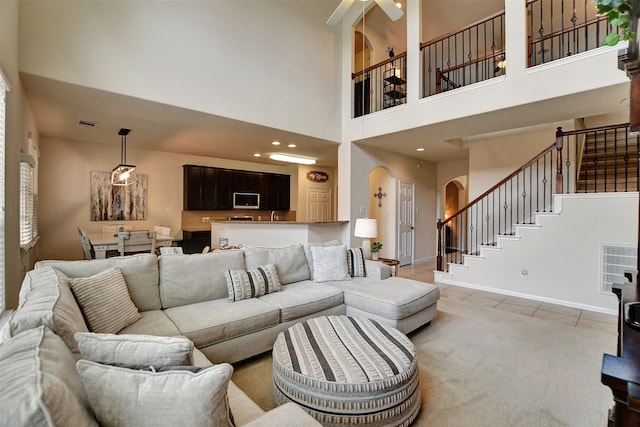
359,207,366,214
165,207,173,213
520,269,528,279
201,216,210,222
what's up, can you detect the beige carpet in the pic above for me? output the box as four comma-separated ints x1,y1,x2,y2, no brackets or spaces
232,298,617,426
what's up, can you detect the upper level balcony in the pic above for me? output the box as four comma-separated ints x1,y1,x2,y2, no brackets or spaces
343,0,631,160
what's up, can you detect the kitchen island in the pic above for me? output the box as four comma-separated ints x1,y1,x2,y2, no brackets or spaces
211,220,348,248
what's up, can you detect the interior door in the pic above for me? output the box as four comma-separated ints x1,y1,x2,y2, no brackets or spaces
398,181,414,266
307,187,331,221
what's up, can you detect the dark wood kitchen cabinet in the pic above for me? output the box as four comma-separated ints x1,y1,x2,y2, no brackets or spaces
183,165,289,210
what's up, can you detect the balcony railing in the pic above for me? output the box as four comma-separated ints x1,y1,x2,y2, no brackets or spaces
436,123,639,272
353,54,407,118
527,0,621,66
421,10,505,98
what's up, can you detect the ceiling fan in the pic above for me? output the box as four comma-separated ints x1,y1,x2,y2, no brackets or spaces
326,0,403,26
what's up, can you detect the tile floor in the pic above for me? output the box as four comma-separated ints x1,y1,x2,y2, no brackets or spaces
398,258,618,335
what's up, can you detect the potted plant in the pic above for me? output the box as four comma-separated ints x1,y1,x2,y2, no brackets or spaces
594,0,636,45
370,242,383,260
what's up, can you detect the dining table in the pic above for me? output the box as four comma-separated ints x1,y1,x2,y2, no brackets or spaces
87,232,173,259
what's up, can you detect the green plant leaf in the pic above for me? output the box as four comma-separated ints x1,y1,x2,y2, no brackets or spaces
603,32,622,45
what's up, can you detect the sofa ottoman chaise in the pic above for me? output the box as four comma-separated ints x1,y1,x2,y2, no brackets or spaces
273,315,421,427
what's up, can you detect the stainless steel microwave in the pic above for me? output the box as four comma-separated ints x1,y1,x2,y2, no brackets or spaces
233,192,260,209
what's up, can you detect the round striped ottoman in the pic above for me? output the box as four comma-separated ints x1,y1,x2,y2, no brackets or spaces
272,315,420,426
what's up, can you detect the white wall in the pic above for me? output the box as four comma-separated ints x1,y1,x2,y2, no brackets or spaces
439,193,638,313
350,143,437,262
0,0,39,310
19,1,342,143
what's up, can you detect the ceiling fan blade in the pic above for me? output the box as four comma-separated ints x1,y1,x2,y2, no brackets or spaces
375,0,404,21
326,0,355,25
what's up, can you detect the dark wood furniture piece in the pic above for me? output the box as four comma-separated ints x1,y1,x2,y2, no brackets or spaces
601,283,640,426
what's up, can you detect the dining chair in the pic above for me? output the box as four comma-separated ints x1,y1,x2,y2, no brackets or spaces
153,225,172,237
117,231,157,256
159,246,183,255
103,225,132,235
77,227,94,260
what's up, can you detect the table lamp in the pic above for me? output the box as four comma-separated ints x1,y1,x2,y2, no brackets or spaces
354,218,377,260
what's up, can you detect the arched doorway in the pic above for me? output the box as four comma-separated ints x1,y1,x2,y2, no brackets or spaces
354,30,372,118
443,178,466,253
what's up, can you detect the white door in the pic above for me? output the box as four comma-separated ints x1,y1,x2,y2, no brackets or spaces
307,187,331,221
398,181,414,266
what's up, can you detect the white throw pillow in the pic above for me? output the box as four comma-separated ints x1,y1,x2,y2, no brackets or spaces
75,332,194,367
69,268,142,334
311,245,351,283
76,360,234,427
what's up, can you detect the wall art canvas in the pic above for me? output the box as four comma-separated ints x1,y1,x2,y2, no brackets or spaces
90,171,148,221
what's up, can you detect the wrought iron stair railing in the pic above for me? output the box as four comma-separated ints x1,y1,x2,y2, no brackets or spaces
437,123,640,272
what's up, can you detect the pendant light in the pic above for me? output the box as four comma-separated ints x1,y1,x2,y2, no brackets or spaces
111,128,136,186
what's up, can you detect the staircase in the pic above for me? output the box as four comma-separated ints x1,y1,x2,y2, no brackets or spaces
577,131,639,193
435,124,639,312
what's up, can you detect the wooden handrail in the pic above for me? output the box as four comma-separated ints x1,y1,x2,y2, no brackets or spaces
440,139,559,228
352,52,407,80
561,122,630,136
420,9,505,49
437,50,505,75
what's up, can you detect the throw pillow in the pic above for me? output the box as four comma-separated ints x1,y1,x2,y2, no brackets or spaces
347,247,367,277
76,359,234,427
75,332,194,367
69,267,142,334
225,263,282,302
310,245,351,283
0,326,97,427
304,240,342,280
0,267,89,353
243,244,310,284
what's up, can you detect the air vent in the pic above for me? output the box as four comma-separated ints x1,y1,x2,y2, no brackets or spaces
78,120,97,128
601,244,637,294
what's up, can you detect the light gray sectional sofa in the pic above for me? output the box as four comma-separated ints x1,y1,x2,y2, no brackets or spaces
0,242,439,426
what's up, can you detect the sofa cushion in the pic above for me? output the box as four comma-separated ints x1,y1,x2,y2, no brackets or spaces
118,309,182,337
69,268,142,334
75,332,194,367
36,254,161,311
328,278,440,320
0,326,97,427
243,244,310,284
0,266,88,352
258,280,344,322
159,250,245,308
164,298,280,348
76,360,234,427
347,248,367,277
304,240,341,280
225,263,282,302
311,245,351,282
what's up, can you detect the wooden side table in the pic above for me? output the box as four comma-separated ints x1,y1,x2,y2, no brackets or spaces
379,258,400,276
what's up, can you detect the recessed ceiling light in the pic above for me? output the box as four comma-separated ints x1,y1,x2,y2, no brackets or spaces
269,153,316,165
288,144,296,148
253,153,262,157
396,2,402,8
416,148,425,152
272,141,281,145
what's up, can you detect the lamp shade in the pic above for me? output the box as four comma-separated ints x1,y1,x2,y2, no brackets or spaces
354,218,377,238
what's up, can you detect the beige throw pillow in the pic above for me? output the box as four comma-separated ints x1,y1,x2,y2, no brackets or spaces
75,332,194,367
69,268,142,334
76,360,234,427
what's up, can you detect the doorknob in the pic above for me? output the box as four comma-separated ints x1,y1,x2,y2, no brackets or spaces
411,226,414,230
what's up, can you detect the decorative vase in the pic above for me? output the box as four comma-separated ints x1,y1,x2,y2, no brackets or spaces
372,252,379,260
